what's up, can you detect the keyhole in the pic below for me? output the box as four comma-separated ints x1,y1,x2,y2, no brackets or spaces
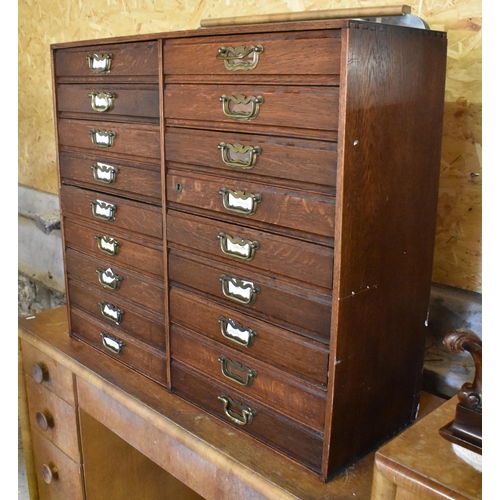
175,183,183,192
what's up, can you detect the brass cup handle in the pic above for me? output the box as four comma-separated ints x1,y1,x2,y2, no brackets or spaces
36,411,54,432
96,267,123,291
218,394,255,426
86,53,113,73
218,316,258,348
218,188,261,216
218,355,257,387
90,200,117,222
89,129,116,148
95,234,121,256
88,91,116,112
218,142,261,170
217,232,259,261
220,274,260,306
216,44,264,71
41,463,59,484
100,332,126,355
91,162,118,184
98,301,124,325
219,94,263,121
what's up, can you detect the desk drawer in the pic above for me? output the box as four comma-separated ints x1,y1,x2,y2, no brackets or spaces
25,376,80,462
61,185,163,240
171,360,323,473
31,429,84,500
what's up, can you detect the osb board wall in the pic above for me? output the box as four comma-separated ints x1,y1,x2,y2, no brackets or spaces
18,0,482,293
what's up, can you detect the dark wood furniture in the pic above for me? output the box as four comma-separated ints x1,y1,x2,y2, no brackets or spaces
51,18,447,481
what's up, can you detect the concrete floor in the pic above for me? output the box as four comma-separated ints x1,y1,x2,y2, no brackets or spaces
19,418,30,499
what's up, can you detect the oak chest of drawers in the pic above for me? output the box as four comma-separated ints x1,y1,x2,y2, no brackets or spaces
51,18,447,481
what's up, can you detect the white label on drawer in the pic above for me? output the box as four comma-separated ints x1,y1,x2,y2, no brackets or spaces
227,279,253,301
227,192,253,212
226,321,249,343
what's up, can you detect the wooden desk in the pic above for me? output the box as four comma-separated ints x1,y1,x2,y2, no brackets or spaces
19,307,444,500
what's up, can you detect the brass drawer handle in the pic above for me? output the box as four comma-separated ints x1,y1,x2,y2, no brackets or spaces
220,274,260,306
218,188,261,216
218,316,258,348
219,94,263,121
100,331,126,354
95,234,121,256
96,267,123,290
36,411,54,432
91,162,118,184
218,394,255,426
86,53,113,73
217,232,259,261
41,463,59,484
89,129,116,148
218,355,257,387
218,142,261,170
98,301,124,325
31,362,49,384
216,44,264,71
88,91,116,112
90,199,117,221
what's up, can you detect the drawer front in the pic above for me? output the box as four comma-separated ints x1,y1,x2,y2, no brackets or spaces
54,41,158,80
164,31,341,81
65,248,165,316
169,287,328,386
60,185,163,240
57,84,159,121
167,210,333,289
168,249,331,340
68,279,165,350
64,217,164,280
71,307,167,386
167,169,335,239
171,360,323,473
164,84,339,140
165,127,337,190
32,429,84,500
25,376,80,462
59,152,161,203
21,341,75,405
58,118,161,160
171,325,326,431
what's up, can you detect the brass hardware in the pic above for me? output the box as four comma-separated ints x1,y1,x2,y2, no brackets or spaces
220,274,260,306
91,162,118,184
41,463,59,484
218,142,261,169
86,53,113,73
100,331,126,354
218,316,258,348
90,199,117,221
96,267,123,291
95,234,121,256
89,129,116,148
218,394,255,426
218,188,261,216
31,362,49,384
36,411,54,432
98,301,124,325
219,94,263,121
218,355,257,386
216,44,264,71
217,232,259,261
88,91,116,112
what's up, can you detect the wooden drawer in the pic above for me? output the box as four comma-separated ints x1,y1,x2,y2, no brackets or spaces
60,185,163,240
65,248,165,316
64,216,163,280
171,360,323,473
53,41,158,81
171,325,326,431
164,84,339,141
167,169,335,240
25,376,80,462
70,307,167,386
31,429,84,500
58,118,161,160
165,127,337,191
168,249,331,341
167,210,333,289
68,279,165,350
57,83,159,122
59,151,161,204
169,286,329,386
164,30,341,84
21,341,75,405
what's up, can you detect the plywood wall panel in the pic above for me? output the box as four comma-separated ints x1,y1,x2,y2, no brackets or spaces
18,0,482,292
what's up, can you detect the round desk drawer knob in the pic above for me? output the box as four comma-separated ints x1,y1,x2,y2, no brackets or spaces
36,411,54,432
31,362,49,384
41,463,59,484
